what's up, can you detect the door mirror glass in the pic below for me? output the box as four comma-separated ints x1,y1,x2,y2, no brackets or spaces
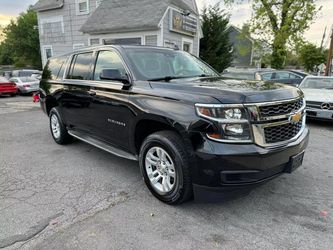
100,69,129,84
94,50,130,84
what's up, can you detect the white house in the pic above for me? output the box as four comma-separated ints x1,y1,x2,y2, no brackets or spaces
33,0,202,66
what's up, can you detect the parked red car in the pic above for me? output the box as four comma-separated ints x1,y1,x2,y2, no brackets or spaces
0,77,18,97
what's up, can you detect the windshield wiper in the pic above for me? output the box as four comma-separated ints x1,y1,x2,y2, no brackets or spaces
148,76,189,82
148,74,214,82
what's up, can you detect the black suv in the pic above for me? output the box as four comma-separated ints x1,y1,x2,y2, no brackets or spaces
39,46,309,204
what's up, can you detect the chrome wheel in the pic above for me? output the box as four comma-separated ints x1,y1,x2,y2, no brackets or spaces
145,147,176,195
51,114,61,139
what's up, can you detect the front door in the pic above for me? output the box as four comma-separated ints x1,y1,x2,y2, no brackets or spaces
85,50,134,150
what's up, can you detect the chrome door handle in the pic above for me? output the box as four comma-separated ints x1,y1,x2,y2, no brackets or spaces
88,91,96,96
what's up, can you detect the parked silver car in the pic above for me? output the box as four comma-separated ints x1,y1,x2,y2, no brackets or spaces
9,77,40,94
299,76,333,121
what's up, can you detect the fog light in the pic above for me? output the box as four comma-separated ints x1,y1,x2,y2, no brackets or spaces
224,124,244,135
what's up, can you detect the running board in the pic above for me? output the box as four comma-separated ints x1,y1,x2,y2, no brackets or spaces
68,130,138,161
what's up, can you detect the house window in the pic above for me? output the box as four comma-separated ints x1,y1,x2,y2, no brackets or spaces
76,0,89,15
90,38,100,45
43,45,53,63
182,38,193,54
164,41,177,49
40,16,64,43
96,0,103,7
73,43,85,50
145,35,157,46
103,38,142,45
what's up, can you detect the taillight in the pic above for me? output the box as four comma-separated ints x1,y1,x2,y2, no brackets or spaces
23,84,31,88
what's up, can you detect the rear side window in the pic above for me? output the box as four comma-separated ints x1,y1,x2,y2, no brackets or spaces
43,56,68,80
68,52,93,80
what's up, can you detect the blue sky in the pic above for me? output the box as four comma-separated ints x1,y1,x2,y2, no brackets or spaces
0,0,331,46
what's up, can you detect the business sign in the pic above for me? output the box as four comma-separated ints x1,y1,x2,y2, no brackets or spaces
170,9,197,37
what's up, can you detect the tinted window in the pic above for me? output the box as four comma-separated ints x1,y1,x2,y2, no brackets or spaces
274,72,290,79
44,56,67,80
94,50,127,81
68,52,93,80
289,73,301,79
261,73,273,80
125,48,218,80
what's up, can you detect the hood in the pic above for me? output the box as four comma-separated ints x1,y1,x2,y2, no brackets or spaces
149,77,302,104
301,88,333,103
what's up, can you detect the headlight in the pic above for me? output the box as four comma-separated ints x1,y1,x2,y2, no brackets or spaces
195,104,252,142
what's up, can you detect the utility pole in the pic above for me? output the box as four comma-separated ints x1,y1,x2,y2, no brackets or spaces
325,28,333,76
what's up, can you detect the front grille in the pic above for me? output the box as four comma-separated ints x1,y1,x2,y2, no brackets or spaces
264,121,303,144
259,98,303,117
307,101,333,110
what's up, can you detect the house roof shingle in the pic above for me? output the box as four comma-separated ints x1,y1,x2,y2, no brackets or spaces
80,0,197,35
32,0,64,12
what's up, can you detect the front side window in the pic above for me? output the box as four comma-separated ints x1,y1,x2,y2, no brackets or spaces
94,50,127,81
68,52,93,80
261,73,273,80
124,48,218,81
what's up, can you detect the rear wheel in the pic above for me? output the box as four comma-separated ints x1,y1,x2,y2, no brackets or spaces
49,107,72,145
139,131,193,205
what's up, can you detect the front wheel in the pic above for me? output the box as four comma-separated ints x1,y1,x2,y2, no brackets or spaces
139,131,193,205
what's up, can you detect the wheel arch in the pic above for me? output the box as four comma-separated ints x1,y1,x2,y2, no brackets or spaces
132,115,188,155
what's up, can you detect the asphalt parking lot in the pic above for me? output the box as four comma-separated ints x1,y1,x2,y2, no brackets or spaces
0,96,332,250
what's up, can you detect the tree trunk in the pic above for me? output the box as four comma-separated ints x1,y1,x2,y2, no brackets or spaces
271,34,287,69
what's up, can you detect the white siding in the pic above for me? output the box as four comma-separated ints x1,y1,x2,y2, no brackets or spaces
161,7,200,56
38,0,98,65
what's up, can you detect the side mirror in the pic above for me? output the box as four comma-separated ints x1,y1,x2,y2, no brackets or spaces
100,69,130,84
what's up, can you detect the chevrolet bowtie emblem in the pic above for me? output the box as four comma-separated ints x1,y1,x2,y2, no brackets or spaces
289,112,302,124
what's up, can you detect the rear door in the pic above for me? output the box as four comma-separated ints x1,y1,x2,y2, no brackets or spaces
61,52,95,133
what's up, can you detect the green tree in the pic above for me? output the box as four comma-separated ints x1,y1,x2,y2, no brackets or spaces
0,8,41,68
299,43,326,72
222,0,321,69
200,4,233,72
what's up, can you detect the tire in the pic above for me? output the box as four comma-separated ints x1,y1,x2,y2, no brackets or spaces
10,93,16,97
139,131,193,205
49,107,72,145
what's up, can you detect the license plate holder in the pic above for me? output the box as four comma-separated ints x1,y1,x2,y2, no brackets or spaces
285,152,304,173
317,111,332,119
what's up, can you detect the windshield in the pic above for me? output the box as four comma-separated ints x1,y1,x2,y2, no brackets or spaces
124,48,219,81
301,78,333,89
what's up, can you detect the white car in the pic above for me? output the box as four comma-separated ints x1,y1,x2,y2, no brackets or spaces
299,76,333,121
9,77,40,94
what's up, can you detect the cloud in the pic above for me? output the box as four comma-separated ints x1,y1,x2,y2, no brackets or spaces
0,14,14,26
196,0,331,46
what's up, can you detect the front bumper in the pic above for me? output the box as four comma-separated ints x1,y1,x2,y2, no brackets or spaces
306,107,333,121
192,127,309,202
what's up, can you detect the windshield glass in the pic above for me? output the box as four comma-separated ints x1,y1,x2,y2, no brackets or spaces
124,48,219,81
20,77,37,82
301,78,333,89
